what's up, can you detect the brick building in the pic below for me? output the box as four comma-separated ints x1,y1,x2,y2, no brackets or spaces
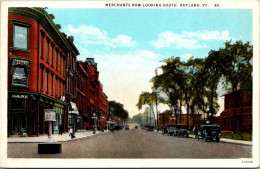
216,91,252,133
8,8,71,136
7,7,108,136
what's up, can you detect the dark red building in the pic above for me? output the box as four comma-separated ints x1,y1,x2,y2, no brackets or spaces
8,8,71,136
84,58,108,129
7,8,108,136
216,91,252,133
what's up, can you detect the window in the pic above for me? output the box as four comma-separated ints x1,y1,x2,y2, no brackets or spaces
12,67,27,86
55,76,58,97
59,53,62,73
46,68,50,94
14,25,28,49
51,43,54,67
40,68,43,91
56,49,59,70
40,31,45,59
46,37,50,63
51,73,54,96
10,58,31,87
40,64,45,92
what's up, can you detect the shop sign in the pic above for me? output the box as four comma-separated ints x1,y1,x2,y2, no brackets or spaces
12,58,29,66
11,94,28,99
45,109,56,121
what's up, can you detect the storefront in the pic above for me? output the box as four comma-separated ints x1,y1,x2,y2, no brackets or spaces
8,93,29,135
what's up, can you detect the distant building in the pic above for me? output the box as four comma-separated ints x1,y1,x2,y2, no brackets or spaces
216,91,252,133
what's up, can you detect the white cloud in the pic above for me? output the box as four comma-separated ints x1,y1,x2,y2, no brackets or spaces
66,24,136,48
151,30,234,49
182,30,233,41
180,53,193,60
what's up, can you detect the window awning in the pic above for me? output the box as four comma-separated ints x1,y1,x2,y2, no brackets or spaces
69,101,79,115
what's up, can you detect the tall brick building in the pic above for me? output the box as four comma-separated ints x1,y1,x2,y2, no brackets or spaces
7,7,108,136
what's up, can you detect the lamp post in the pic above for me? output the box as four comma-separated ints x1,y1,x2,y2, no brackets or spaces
92,113,97,134
152,90,159,131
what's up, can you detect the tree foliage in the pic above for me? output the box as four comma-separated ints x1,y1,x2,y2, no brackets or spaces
148,40,252,125
108,100,129,121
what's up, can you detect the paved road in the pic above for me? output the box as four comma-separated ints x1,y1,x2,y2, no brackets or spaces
8,124,251,158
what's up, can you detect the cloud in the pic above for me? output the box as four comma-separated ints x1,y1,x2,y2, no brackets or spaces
180,53,193,60
66,24,136,48
151,30,234,49
182,30,233,40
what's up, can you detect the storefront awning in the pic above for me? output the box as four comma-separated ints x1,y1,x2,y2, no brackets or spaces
69,101,79,115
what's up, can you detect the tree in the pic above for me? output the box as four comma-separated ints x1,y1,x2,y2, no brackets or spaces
219,40,253,131
108,100,129,122
136,92,163,126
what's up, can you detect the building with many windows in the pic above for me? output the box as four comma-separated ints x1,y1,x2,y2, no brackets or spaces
8,8,71,136
216,91,252,133
7,7,108,137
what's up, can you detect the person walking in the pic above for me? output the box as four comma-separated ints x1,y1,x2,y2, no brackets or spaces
59,125,63,135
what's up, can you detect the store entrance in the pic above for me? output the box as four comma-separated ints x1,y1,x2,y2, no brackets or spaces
12,113,27,135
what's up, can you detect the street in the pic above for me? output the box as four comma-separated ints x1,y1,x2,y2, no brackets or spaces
8,124,251,158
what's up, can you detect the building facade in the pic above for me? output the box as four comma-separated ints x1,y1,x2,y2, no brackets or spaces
216,91,252,133
8,7,108,137
8,8,70,136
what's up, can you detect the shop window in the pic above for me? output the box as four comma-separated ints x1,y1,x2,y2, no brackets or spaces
12,67,27,86
10,58,31,87
12,99,27,110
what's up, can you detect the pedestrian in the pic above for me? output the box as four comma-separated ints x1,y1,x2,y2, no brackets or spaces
193,126,198,139
59,125,63,135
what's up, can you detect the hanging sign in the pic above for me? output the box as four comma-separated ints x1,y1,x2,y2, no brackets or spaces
44,109,56,121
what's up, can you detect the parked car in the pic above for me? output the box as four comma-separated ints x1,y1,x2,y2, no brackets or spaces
146,125,154,131
175,125,189,138
197,125,221,142
162,125,174,136
125,125,130,130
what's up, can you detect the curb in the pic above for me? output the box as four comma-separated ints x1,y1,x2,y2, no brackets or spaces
8,131,109,143
153,130,252,146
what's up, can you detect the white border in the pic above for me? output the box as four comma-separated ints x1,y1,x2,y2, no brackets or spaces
0,0,259,168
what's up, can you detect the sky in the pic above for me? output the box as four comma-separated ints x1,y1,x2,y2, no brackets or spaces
46,8,252,117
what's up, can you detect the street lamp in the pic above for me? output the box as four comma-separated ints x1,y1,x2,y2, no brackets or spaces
92,113,97,134
152,90,159,131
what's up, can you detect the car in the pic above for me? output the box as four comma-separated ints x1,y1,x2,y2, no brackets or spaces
146,125,154,131
125,125,130,130
197,125,221,142
162,125,174,136
174,125,189,138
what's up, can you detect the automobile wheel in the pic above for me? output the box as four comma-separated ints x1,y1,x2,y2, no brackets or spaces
186,134,189,138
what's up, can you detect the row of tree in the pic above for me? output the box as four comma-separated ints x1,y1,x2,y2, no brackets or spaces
108,100,129,122
137,40,252,127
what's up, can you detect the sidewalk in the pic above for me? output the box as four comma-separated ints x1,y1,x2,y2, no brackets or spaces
189,134,252,146
153,130,252,146
8,130,109,143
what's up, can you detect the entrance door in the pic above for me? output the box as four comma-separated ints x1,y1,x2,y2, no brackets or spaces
12,114,27,134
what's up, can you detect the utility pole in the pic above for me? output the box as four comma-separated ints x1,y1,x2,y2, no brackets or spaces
152,90,159,131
